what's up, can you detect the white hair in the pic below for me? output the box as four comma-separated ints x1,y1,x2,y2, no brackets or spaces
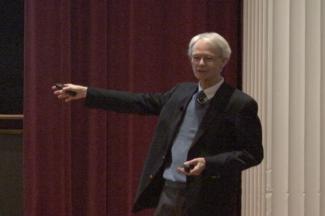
187,32,232,61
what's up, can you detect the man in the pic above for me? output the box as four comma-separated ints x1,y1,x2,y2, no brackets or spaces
53,32,263,216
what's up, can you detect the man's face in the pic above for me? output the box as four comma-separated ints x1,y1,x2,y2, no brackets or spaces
190,39,225,87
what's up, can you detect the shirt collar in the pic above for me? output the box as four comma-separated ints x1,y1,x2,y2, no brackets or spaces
198,77,224,100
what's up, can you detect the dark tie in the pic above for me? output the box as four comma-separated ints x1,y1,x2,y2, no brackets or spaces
196,91,208,105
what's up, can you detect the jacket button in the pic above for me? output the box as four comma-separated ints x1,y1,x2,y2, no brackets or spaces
149,175,154,179
162,155,165,160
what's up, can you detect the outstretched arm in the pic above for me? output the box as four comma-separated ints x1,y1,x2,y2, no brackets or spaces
52,83,177,115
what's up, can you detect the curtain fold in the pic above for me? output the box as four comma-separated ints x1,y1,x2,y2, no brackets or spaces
24,0,242,215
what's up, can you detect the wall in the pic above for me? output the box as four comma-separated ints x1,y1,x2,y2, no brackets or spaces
242,0,325,215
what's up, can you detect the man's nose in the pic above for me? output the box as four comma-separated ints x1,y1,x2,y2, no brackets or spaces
199,58,205,65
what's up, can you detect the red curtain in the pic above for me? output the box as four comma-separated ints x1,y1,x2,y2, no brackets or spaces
24,0,242,215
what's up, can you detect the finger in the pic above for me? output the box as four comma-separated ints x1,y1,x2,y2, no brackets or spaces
53,90,63,95
63,83,74,89
62,89,73,95
177,167,184,173
185,159,198,166
58,94,70,100
62,84,72,89
176,167,189,176
65,97,73,102
191,163,206,175
187,168,199,176
183,162,200,175
62,85,77,94
62,86,72,92
186,158,205,167
189,166,201,174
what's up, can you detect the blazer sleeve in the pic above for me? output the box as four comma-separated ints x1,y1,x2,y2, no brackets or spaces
84,86,177,115
204,99,263,176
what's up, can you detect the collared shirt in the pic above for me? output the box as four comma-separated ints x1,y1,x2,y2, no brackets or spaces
198,77,224,100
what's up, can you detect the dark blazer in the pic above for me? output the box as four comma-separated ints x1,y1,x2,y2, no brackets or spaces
85,82,263,216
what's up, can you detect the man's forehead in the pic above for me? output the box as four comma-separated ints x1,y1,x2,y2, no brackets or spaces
192,40,218,55
192,48,217,56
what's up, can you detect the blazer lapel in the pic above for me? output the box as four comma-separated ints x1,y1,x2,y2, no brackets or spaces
191,83,235,147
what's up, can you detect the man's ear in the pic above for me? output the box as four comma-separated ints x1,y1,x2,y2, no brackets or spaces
221,57,229,67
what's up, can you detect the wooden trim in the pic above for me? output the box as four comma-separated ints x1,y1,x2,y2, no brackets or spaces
0,129,23,135
0,114,24,120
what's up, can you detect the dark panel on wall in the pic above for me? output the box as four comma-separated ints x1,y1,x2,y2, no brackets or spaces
0,0,24,114
0,134,22,216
